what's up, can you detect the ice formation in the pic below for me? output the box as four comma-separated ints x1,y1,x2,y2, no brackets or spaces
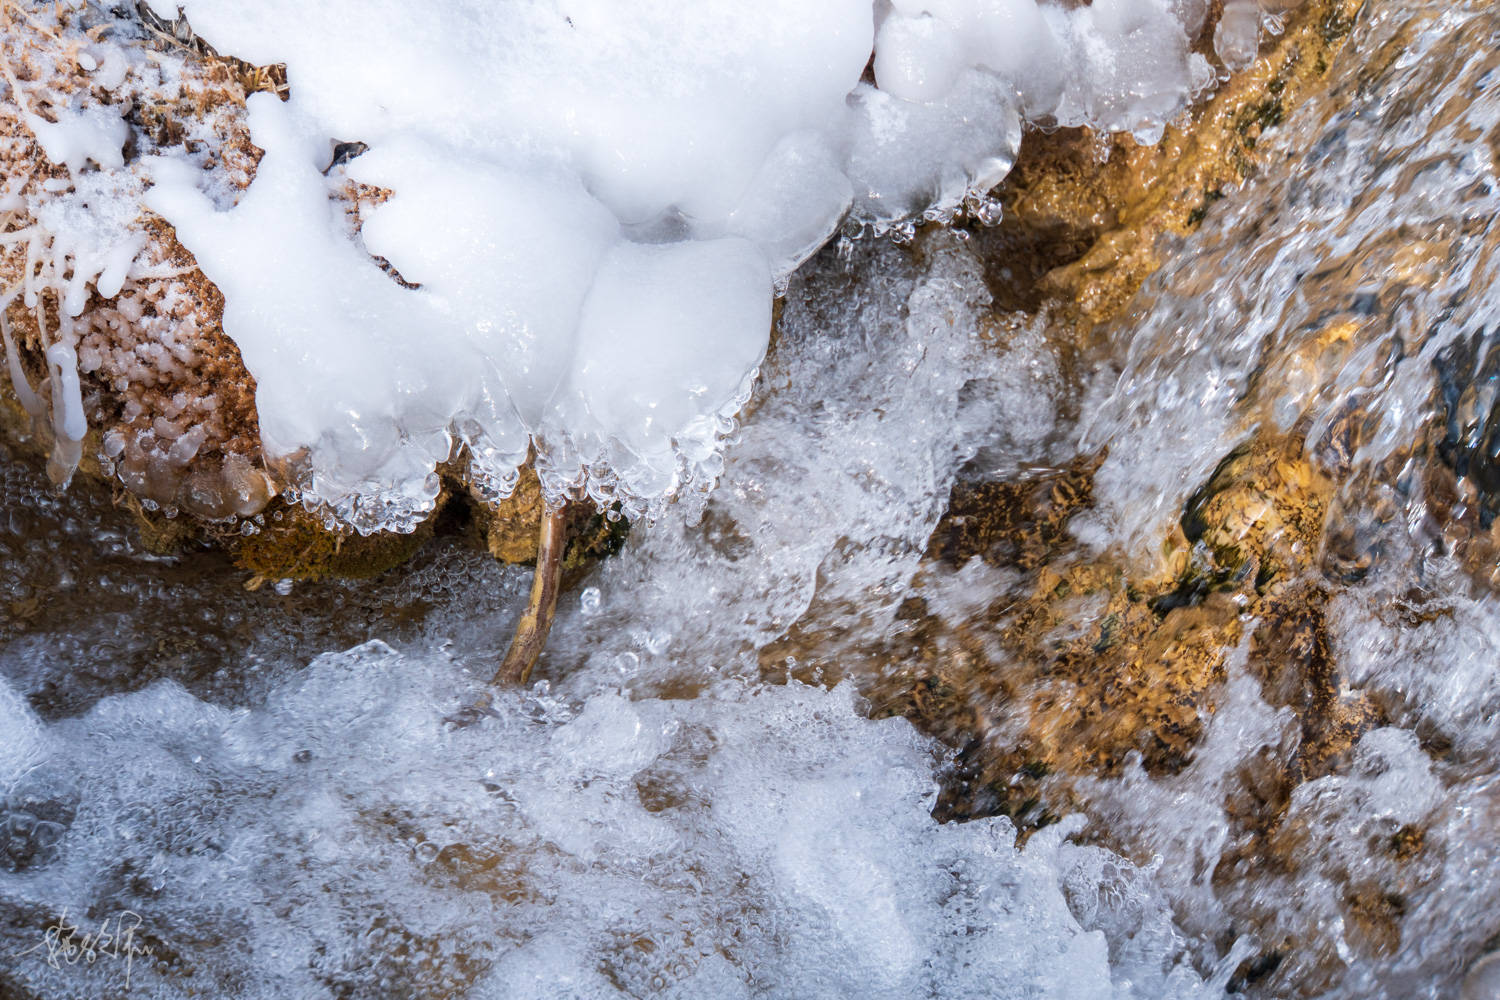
0,654,1236,999
1,0,1292,532
6,0,1500,991
0,183,1235,1000
139,0,1218,528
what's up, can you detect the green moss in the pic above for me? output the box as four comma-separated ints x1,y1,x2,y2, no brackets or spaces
1321,5,1360,44
1093,612,1123,653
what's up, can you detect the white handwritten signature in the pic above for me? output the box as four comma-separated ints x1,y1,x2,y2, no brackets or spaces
16,907,156,990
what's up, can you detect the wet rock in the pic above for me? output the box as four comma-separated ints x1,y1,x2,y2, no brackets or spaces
930,452,1104,570
0,2,598,578
972,0,1364,329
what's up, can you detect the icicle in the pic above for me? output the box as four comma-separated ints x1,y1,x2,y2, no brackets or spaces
0,308,44,418
44,340,86,486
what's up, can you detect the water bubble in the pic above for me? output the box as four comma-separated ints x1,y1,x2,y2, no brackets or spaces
973,198,1003,227
579,587,602,615
273,579,294,596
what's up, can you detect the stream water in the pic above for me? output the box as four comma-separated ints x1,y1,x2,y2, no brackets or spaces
2,0,1499,996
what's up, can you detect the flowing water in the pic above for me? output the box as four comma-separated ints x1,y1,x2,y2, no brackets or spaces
2,0,1499,996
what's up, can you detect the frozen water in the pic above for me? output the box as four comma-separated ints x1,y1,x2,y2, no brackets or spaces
115,0,1209,528
0,207,1222,999
1,0,1218,528
0,676,45,788
0,643,1225,999
7,0,1500,996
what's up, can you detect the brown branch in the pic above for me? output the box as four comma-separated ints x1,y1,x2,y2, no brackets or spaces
490,502,569,687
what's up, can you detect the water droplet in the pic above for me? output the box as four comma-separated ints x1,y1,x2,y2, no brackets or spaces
974,198,1004,227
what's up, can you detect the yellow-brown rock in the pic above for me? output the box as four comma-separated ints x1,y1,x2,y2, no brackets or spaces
0,0,615,576
981,0,1364,328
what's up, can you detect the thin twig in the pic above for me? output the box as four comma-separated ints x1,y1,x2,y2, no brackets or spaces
490,502,569,687
440,501,572,726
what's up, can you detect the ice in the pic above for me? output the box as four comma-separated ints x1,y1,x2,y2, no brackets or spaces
1,160,157,486
0,676,46,789
0,643,1220,999
1,0,1215,523
560,232,1014,658
134,0,878,525
112,0,1210,528
1044,0,1196,144
31,172,149,311
23,103,128,174
877,0,1199,132
1214,0,1263,72
348,136,622,433
33,0,1500,992
873,13,968,104
712,132,854,281
43,343,85,442
845,72,1023,230
0,199,1231,994
553,236,771,504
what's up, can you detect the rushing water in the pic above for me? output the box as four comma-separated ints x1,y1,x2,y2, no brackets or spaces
3,0,1500,996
